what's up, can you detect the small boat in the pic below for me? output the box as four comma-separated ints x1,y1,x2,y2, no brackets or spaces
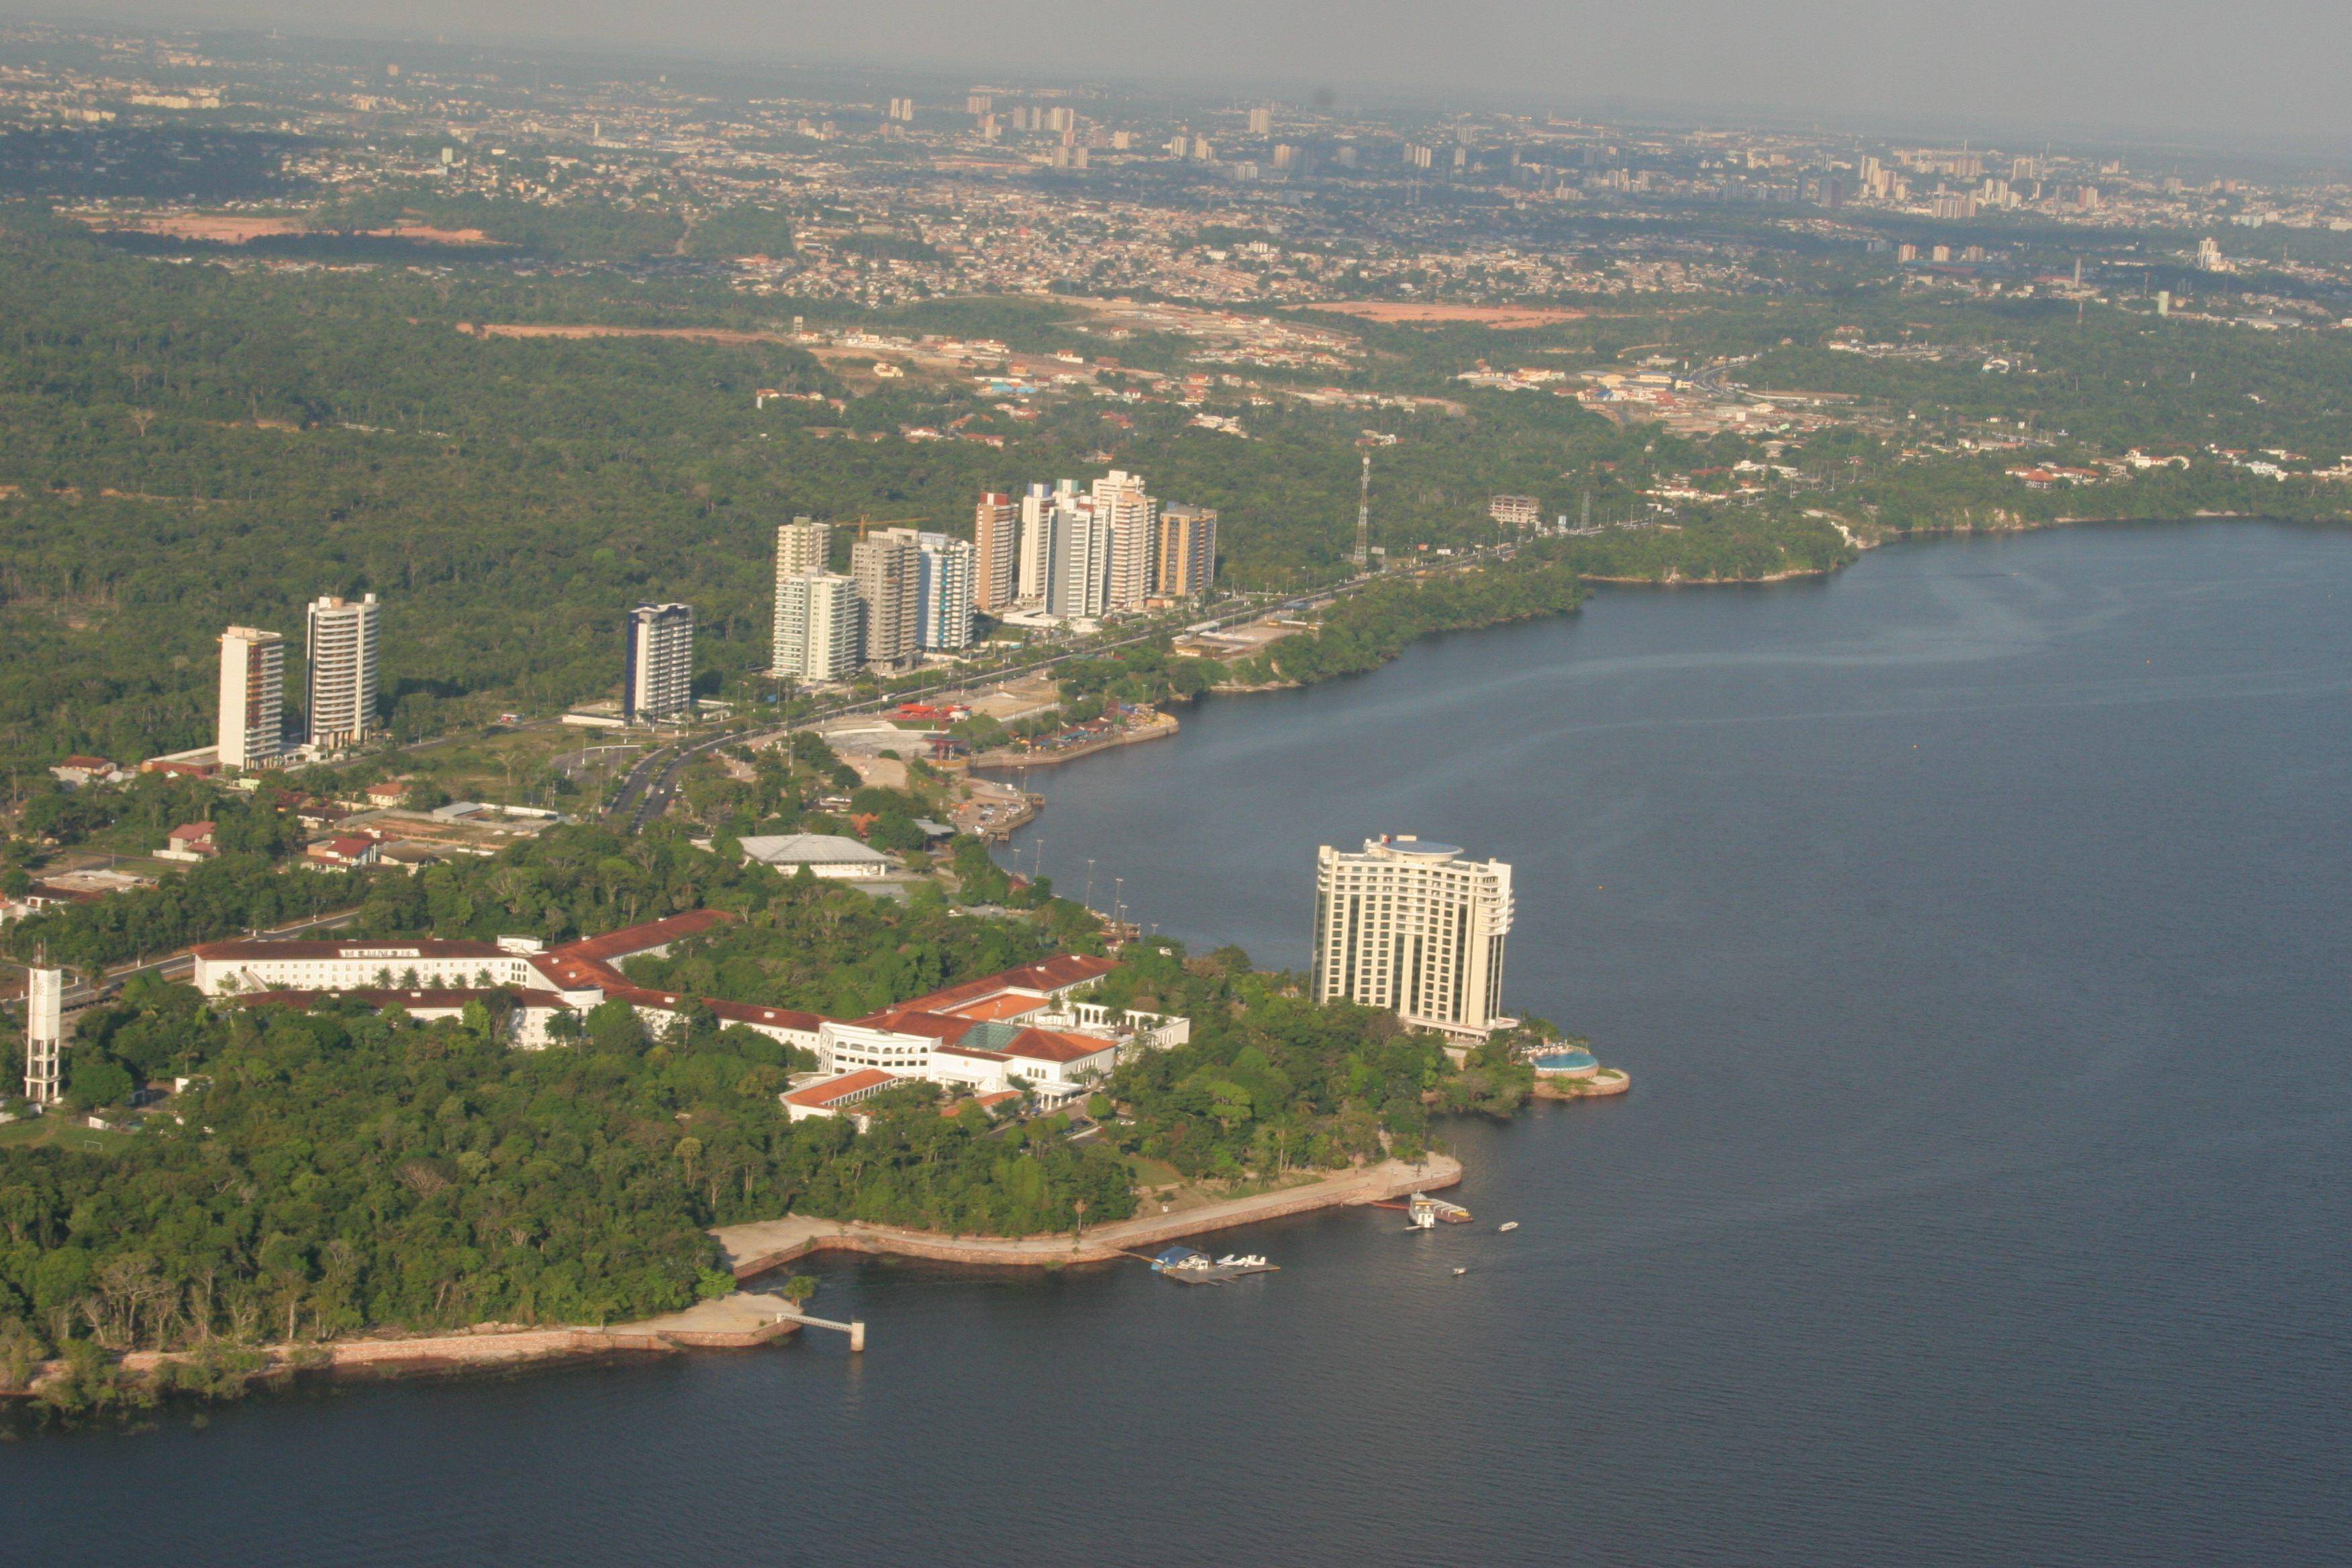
1215,1254,1269,1269
1498,1222,1520,1233
1451,1267,1469,1277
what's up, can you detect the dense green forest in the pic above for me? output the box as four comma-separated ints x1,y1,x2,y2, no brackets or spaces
6,200,2348,780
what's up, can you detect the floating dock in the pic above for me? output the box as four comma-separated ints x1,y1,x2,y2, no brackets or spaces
1149,1246,1279,1285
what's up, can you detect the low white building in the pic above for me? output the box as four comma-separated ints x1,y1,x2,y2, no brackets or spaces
191,938,548,997
781,953,1154,1116
738,833,901,879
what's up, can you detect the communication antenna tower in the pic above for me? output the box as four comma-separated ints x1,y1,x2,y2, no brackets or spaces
1353,450,1372,573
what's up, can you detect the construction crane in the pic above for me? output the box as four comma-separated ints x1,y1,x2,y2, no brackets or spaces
1352,450,1371,573
850,512,930,541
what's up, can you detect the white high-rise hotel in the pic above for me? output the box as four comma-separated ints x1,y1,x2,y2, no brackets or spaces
305,593,381,750
1312,836,1514,1040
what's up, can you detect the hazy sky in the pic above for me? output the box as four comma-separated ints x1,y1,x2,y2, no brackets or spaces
60,1,2352,146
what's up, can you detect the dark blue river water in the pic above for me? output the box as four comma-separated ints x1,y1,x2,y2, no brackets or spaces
13,522,2352,1565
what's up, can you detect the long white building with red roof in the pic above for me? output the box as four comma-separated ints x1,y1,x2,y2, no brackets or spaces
191,914,1187,1120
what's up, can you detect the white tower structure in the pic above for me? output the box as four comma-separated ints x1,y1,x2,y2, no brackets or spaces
1311,835,1514,1039
774,573,863,683
1093,469,1157,611
1048,496,1113,620
23,963,63,1106
772,516,836,675
217,625,285,770
915,533,975,652
305,593,381,750
1017,482,1060,602
623,603,695,722
776,516,830,579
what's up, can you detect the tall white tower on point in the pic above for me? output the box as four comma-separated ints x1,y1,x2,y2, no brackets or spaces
23,962,63,1106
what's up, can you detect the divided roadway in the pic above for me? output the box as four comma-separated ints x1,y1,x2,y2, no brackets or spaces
603,585,1361,834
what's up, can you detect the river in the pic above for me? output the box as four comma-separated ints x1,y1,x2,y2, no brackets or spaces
13,522,2352,1565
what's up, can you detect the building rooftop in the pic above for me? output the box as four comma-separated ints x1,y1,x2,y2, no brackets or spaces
553,908,734,964
782,1067,899,1110
193,938,512,961
738,833,899,867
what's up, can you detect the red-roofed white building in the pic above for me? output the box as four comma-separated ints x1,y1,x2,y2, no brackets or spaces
782,1067,899,1126
158,822,219,863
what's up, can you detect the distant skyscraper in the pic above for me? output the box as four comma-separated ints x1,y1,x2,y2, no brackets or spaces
304,593,380,750
852,531,922,673
772,516,832,673
773,574,862,683
777,516,830,578
914,533,975,651
1155,504,1219,597
1093,469,1156,611
22,963,62,1105
217,625,285,770
1312,835,1514,1039
1048,498,1113,620
973,492,1018,612
1018,482,1061,601
623,603,695,722
1247,106,1273,136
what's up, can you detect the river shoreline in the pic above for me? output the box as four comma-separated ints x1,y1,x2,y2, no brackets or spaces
3,1157,1465,1411
720,1153,1465,1279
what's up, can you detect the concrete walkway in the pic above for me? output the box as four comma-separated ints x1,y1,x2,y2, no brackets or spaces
719,1153,1464,1279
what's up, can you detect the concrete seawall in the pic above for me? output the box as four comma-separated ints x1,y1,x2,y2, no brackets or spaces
13,1294,804,1399
720,1153,1464,1279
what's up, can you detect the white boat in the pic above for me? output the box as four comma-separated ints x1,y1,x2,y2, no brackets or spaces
1451,1267,1469,1277
1215,1254,1269,1269
1498,1222,1520,1233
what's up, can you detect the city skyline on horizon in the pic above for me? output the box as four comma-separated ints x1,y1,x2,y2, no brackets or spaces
20,0,2352,152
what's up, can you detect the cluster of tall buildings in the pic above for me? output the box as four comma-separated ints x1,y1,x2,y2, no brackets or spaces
213,594,383,770
205,475,1220,756
771,517,976,683
976,471,1217,622
771,473,1212,685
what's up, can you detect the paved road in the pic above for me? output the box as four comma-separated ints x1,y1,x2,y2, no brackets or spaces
601,581,1387,834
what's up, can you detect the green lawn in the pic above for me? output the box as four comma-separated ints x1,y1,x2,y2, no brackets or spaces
0,1116,136,1155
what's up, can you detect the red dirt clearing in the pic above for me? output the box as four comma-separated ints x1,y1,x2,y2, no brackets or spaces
1302,302,1589,328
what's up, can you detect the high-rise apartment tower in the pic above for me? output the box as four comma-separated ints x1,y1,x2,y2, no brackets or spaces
217,626,285,770
1093,470,1157,611
852,531,922,673
1155,505,1219,598
914,533,975,652
1048,499,1113,620
304,594,380,750
773,574,863,683
623,603,695,722
973,492,1018,612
